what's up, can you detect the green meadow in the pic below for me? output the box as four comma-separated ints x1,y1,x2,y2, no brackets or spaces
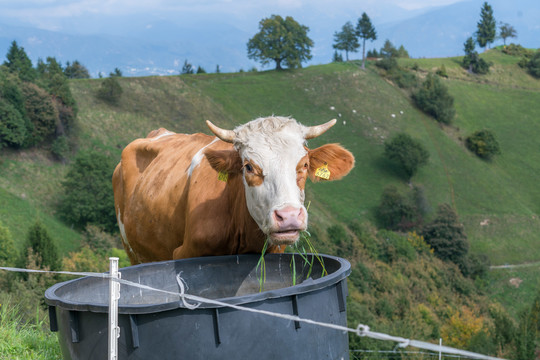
1,49,539,357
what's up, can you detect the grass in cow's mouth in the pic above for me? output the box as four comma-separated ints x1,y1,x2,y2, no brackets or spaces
256,230,327,292
290,230,327,286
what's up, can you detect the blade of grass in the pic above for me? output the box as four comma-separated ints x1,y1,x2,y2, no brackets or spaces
256,239,269,292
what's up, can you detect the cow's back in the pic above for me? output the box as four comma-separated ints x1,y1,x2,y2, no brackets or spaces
113,129,228,263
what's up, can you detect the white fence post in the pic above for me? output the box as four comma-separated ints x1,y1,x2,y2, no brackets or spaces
108,257,120,360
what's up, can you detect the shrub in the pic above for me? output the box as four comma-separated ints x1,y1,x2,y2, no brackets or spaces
463,52,491,75
82,224,121,253
350,262,372,292
392,69,418,89
45,73,78,133
377,230,416,263
460,253,490,279
384,133,430,180
349,221,380,259
422,204,469,267
57,150,117,232
514,306,537,360
0,98,28,148
376,185,427,232
375,57,397,71
376,186,414,230
96,76,123,105
0,221,17,267
19,221,60,271
502,43,533,58
465,129,501,160
527,51,540,78
0,75,26,116
62,226,128,275
489,303,516,351
407,231,433,254
441,306,486,350
412,73,455,124
327,224,353,258
21,82,58,145
64,60,91,79
50,135,70,161
436,64,448,78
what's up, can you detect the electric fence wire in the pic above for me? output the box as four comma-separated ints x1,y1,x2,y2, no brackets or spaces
0,265,506,360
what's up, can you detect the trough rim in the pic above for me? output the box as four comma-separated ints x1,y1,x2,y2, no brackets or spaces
44,253,351,315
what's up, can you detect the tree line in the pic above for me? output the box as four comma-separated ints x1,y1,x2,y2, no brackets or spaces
244,1,538,80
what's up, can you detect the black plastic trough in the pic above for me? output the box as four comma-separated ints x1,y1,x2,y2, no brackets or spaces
45,253,351,360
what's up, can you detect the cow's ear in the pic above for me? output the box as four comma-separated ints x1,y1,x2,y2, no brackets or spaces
204,149,242,174
308,144,355,182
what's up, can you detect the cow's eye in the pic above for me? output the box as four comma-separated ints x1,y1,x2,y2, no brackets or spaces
304,162,309,168
245,163,253,173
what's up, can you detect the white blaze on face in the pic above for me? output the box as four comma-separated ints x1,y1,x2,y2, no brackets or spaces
233,117,308,245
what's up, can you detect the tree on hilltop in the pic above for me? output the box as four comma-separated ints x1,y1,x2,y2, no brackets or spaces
380,39,399,59
181,60,194,74
96,72,123,105
333,21,359,61
247,15,313,70
4,40,36,82
498,22,517,46
476,2,496,51
356,12,377,69
64,60,90,79
112,68,123,77
463,37,491,74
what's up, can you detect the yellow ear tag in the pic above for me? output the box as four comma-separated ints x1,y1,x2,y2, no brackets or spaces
218,171,228,182
315,163,331,180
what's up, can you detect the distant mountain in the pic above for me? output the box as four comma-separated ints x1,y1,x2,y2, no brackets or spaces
0,0,538,76
0,21,254,77
374,0,540,58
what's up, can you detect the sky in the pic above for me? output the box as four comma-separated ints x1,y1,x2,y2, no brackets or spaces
0,0,466,32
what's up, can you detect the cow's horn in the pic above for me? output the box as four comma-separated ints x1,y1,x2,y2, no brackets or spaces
206,120,235,143
304,119,337,139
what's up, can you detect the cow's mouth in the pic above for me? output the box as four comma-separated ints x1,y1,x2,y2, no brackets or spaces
269,230,300,245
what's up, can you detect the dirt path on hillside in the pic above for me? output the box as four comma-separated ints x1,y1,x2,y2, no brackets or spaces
490,261,540,270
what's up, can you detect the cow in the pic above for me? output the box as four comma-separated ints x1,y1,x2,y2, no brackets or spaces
113,116,355,264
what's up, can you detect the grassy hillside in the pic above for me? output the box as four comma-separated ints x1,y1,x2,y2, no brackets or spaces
1,49,539,349
0,150,81,253
2,47,537,271
71,51,540,317
65,53,540,265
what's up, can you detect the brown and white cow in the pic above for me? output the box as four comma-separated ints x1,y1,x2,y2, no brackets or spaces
113,116,355,264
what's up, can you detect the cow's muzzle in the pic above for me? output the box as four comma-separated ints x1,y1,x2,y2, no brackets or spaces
269,206,306,245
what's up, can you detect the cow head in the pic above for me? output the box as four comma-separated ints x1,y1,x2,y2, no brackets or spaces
204,116,354,246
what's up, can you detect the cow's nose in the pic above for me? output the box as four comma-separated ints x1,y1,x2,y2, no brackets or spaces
273,206,305,230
